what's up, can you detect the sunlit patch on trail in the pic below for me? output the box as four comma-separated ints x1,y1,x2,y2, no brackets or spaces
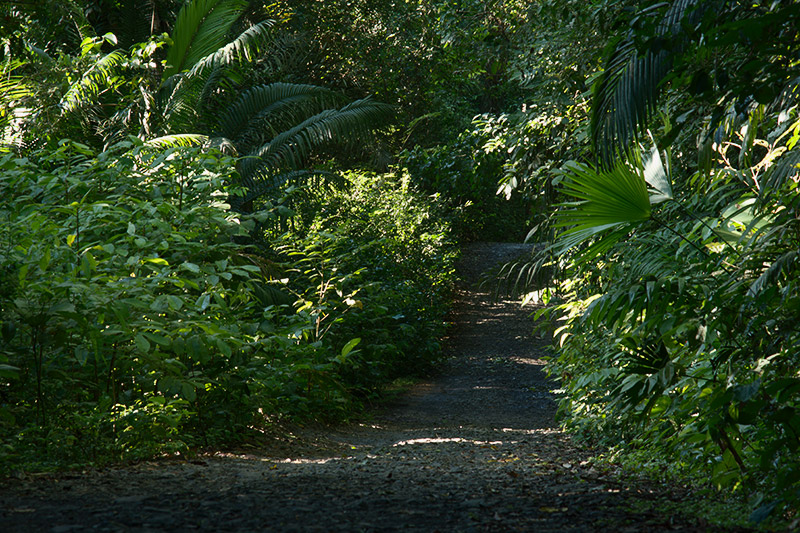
509,356,547,365
392,437,509,446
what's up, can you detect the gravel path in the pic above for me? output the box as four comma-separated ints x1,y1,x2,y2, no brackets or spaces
0,243,752,532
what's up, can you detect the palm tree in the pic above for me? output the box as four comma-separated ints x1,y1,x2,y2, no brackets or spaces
57,0,393,206
156,0,394,207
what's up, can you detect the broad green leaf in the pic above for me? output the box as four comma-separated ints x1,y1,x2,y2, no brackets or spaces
135,333,151,353
0,364,20,379
1,321,16,342
555,160,650,255
341,337,361,358
181,381,197,402
216,338,232,357
142,332,171,347
166,295,184,310
182,262,200,273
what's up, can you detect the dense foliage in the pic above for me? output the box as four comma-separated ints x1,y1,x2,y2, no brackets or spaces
4,0,800,526
0,139,454,468
514,0,800,525
0,0,458,470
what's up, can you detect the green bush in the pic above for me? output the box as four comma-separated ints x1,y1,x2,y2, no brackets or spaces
273,170,457,399
0,140,457,471
401,115,529,242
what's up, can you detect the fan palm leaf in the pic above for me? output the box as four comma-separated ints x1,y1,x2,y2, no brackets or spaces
555,159,651,255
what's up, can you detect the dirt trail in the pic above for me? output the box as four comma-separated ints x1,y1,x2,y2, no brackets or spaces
0,243,748,532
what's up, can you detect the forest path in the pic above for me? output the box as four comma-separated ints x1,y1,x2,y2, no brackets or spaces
1,243,747,532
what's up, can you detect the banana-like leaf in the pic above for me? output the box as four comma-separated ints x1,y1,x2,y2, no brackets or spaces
162,0,248,82
555,160,651,255
60,49,127,113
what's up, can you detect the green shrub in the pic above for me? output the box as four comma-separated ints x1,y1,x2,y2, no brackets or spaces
0,140,457,471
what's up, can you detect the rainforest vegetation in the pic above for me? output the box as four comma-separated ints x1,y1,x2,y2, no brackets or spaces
2,0,800,525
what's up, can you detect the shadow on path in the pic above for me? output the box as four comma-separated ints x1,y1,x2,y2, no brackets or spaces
0,243,752,532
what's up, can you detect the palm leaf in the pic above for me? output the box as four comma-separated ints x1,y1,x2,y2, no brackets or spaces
143,134,209,149
591,0,709,161
215,83,341,143
60,49,127,114
186,20,273,76
0,60,32,152
555,159,651,255
162,0,248,82
761,147,800,207
235,169,340,206
747,249,799,298
161,11,272,134
161,65,242,133
238,97,394,179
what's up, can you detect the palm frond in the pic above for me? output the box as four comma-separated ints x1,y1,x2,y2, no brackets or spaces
555,159,651,255
238,97,394,179
162,0,248,82
162,65,239,133
60,49,127,114
234,169,341,207
761,147,800,207
747,250,799,298
186,20,273,76
492,244,556,299
215,82,342,142
0,60,32,152
143,134,209,149
623,234,681,279
135,134,210,166
591,0,709,162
